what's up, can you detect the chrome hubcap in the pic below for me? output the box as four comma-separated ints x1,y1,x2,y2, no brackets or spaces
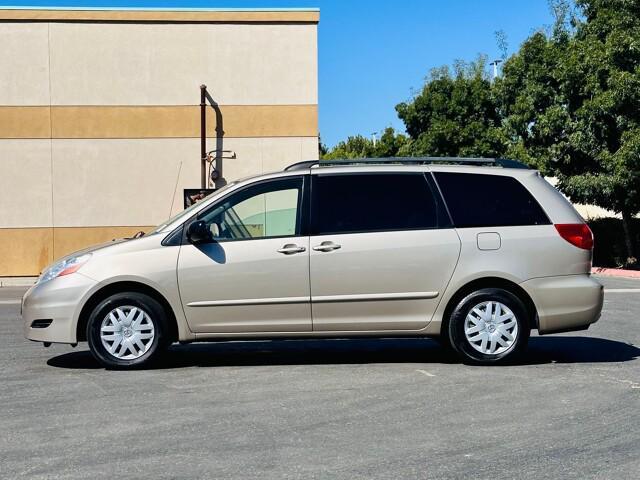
464,301,518,355
100,306,155,360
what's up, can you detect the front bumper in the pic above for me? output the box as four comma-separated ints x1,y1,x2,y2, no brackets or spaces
520,274,604,334
23,273,97,344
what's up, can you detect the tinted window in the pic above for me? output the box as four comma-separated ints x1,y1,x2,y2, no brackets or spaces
312,173,440,235
199,177,303,241
434,172,550,228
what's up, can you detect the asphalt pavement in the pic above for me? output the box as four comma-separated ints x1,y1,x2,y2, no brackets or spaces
0,276,638,479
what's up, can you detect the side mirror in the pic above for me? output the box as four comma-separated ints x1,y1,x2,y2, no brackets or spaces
187,220,213,244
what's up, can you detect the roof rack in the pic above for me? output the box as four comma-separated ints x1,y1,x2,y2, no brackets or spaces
284,157,530,171
284,160,320,171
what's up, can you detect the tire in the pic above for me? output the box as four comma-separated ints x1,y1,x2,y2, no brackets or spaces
447,288,529,365
87,292,171,369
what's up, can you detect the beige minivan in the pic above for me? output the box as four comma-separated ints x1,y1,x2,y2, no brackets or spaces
23,158,604,368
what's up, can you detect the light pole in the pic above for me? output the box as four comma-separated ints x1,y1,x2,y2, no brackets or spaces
489,59,502,80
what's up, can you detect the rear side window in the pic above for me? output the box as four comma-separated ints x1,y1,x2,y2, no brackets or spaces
433,172,550,228
311,173,441,235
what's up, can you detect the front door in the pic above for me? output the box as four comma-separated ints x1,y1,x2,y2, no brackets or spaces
177,176,311,333
309,172,461,331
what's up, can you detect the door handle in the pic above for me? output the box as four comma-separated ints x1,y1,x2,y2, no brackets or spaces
312,241,341,252
277,244,306,255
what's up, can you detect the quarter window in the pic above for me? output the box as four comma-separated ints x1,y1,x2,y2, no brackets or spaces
198,177,303,241
311,173,440,235
433,172,550,228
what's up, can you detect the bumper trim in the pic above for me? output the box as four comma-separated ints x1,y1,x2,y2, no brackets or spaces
22,273,98,344
521,274,604,335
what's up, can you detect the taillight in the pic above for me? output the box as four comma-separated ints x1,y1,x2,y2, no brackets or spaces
555,223,594,250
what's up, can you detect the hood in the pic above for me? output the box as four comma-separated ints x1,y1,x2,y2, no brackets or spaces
52,234,147,266
66,238,131,258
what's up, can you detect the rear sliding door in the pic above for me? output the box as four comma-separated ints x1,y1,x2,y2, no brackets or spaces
309,172,461,331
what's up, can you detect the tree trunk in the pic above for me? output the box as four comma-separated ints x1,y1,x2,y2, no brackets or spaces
621,210,637,267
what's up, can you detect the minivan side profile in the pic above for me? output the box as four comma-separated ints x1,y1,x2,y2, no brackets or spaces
23,158,604,368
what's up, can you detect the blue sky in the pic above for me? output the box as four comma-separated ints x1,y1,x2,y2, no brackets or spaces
1,1,554,147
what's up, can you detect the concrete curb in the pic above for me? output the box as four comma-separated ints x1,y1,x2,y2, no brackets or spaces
592,267,640,279
0,277,37,287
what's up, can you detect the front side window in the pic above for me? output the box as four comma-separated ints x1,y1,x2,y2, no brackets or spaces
198,177,303,241
311,173,440,235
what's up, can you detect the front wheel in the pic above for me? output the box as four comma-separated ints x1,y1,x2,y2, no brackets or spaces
87,292,170,369
447,288,529,365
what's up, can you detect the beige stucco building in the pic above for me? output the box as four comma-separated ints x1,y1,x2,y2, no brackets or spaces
0,7,319,276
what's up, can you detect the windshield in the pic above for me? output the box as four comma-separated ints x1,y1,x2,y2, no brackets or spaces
149,182,237,233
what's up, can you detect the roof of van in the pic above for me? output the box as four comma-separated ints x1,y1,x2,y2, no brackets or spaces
286,157,530,170
279,157,539,179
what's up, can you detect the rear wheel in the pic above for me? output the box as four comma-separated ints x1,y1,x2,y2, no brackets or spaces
447,288,529,364
87,292,170,369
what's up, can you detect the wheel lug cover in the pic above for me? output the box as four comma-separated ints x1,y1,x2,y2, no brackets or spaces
100,306,155,360
464,300,518,356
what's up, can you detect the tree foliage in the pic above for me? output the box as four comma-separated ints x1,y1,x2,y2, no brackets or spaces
396,56,508,158
321,127,407,160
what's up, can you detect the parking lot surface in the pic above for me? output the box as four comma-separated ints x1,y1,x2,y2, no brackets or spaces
1,276,638,479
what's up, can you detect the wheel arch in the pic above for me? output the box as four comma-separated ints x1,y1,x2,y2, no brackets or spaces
76,281,179,342
440,277,538,335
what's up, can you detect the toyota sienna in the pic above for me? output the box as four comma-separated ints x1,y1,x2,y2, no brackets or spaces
22,158,604,368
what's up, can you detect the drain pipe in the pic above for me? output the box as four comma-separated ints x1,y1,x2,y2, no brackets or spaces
200,84,207,188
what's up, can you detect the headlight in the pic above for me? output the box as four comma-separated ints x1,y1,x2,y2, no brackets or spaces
38,253,92,284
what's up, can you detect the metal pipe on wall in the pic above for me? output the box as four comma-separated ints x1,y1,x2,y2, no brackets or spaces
200,84,207,188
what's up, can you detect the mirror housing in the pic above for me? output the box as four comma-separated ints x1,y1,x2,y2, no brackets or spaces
187,220,213,244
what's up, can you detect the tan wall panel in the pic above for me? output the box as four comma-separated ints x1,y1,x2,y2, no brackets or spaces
53,226,154,260
2,105,317,139
49,105,317,139
214,136,319,182
0,228,53,276
0,226,160,276
0,107,50,138
211,105,317,139
0,140,53,228
52,139,193,227
50,137,317,224
49,23,317,106
0,23,50,105
51,106,198,138
0,9,319,23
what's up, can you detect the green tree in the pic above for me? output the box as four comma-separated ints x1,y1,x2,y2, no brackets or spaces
396,56,507,158
497,0,640,265
323,127,407,160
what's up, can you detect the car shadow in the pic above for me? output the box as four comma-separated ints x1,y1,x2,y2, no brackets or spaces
46,336,640,370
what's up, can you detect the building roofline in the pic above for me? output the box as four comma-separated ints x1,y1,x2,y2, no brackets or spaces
0,6,319,12
0,6,320,23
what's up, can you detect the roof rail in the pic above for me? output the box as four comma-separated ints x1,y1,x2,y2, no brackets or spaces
283,157,530,171
284,160,320,171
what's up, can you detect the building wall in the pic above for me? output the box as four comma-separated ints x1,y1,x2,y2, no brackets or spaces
0,8,319,276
